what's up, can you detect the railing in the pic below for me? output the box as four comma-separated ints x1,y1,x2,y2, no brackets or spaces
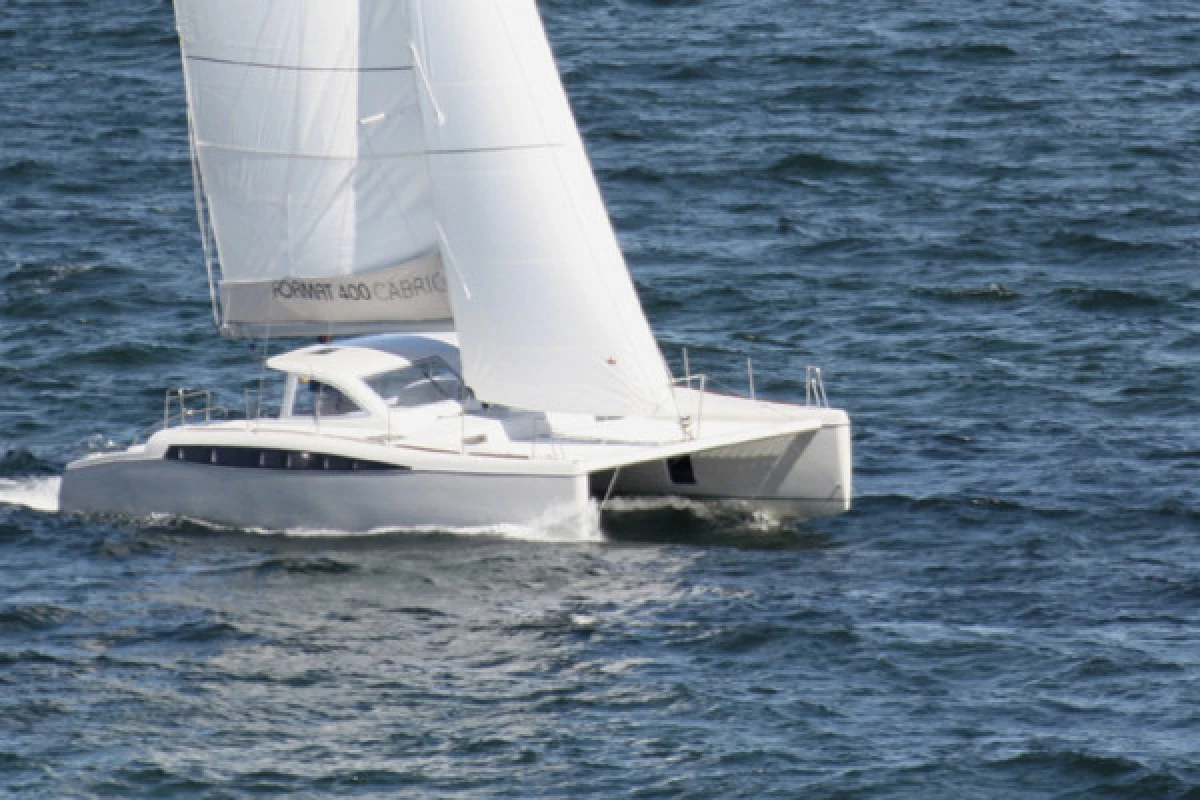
132,388,234,444
125,358,831,455
671,372,707,439
162,388,220,431
805,366,829,408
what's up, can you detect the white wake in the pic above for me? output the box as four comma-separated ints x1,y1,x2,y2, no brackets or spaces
1,479,609,542
0,477,61,513
151,499,605,543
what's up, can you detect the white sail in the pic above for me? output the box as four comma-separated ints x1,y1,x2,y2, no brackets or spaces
414,0,676,417
175,0,676,418
175,0,451,334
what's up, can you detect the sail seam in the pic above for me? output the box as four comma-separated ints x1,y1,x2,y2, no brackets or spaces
194,142,424,159
427,143,566,156
191,142,566,159
186,55,414,73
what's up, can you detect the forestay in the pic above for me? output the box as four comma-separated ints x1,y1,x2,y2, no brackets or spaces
175,0,677,419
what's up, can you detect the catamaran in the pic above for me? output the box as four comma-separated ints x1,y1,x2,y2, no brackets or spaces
60,0,852,534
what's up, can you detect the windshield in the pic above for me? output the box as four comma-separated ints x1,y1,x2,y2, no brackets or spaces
292,379,362,417
364,357,464,409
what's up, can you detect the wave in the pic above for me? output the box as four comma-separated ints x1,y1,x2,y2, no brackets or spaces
0,476,60,512
170,497,815,548
913,283,1021,303
897,43,1019,62
250,557,362,577
856,492,1085,517
0,157,46,181
1041,230,1159,257
143,500,606,544
0,602,75,633
987,748,1144,781
1055,287,1166,311
0,447,59,476
768,151,884,181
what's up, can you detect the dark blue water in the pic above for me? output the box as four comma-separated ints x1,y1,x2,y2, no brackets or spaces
3,0,1199,796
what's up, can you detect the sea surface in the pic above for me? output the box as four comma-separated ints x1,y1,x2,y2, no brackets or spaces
2,0,1199,796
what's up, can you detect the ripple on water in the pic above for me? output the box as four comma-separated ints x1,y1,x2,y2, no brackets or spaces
1,0,1199,796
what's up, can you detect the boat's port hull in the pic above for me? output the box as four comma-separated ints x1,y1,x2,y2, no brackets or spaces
60,455,590,535
589,421,852,520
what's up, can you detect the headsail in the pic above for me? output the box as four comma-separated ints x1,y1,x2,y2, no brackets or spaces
413,0,676,417
175,0,676,418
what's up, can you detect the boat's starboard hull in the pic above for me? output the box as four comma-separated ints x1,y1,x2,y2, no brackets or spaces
589,418,852,520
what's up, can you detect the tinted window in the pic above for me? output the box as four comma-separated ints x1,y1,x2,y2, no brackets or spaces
292,379,361,417
365,357,463,409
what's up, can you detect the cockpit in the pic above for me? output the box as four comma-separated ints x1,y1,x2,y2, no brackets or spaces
267,333,466,424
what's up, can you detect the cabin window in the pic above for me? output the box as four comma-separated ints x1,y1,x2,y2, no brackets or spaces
165,445,407,472
667,456,697,485
292,378,361,417
365,357,464,409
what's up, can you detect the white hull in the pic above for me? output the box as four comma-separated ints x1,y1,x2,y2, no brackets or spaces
60,414,850,534
61,453,589,534
60,336,852,534
591,423,852,519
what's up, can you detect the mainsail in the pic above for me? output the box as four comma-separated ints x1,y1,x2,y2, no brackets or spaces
175,0,676,418
176,0,449,334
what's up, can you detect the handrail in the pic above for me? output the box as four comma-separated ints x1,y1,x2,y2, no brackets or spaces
132,388,237,444
805,366,829,408
671,372,707,439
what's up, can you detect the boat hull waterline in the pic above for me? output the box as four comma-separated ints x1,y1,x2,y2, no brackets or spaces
61,413,850,536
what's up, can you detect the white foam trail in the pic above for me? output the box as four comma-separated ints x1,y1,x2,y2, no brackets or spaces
0,477,61,513
602,495,717,515
300,499,604,542
156,499,605,543
602,495,783,530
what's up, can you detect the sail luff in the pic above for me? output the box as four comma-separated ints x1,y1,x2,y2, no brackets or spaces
176,27,221,328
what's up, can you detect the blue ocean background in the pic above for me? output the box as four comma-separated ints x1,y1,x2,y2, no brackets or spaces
2,0,1199,796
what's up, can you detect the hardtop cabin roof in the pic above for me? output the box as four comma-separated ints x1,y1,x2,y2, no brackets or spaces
266,333,461,384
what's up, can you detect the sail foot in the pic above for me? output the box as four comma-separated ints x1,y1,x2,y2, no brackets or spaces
218,250,452,336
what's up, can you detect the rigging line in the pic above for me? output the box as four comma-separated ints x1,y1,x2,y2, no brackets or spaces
600,466,622,511
187,123,218,327
408,43,445,126
179,44,220,329
186,54,414,73
408,0,444,125
254,331,270,428
436,223,470,301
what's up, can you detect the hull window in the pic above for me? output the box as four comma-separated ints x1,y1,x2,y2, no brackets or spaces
165,446,407,472
667,456,697,485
